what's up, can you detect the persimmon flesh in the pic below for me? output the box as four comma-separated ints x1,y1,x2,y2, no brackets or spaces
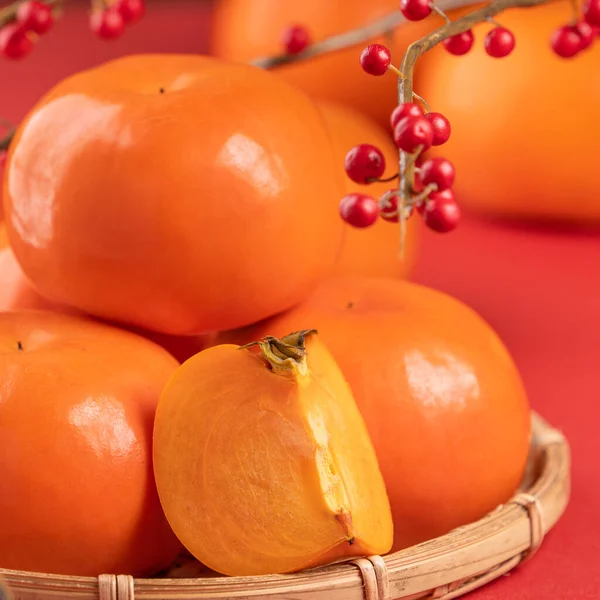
216,278,532,550
153,331,393,576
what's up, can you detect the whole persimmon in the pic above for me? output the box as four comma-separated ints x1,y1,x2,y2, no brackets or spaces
154,330,392,576
216,277,531,550
4,54,345,335
317,100,420,278
0,311,182,575
415,2,600,223
211,0,436,126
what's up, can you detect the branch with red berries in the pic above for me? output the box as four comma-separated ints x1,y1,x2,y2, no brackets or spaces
263,0,600,245
0,0,145,155
1,0,599,246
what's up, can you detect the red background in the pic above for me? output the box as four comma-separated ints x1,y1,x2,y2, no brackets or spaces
1,2,598,597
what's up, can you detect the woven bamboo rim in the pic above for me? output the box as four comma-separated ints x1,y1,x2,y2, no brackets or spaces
0,411,569,600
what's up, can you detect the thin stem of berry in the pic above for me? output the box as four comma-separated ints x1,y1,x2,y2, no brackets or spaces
388,64,403,76
412,92,431,113
367,173,400,183
411,183,438,204
430,3,452,24
486,16,503,26
569,0,579,24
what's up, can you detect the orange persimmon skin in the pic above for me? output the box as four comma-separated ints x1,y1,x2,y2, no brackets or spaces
317,100,420,279
216,278,531,550
0,246,62,313
3,54,344,335
0,227,208,362
415,2,600,223
0,224,53,311
0,311,182,575
211,0,436,127
153,335,393,576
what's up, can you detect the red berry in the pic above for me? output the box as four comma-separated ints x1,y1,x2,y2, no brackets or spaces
380,194,414,223
393,115,434,153
551,25,583,57
90,8,125,39
420,157,455,191
484,26,515,58
339,193,379,228
0,23,34,59
114,0,145,24
412,169,424,193
443,30,475,55
574,22,595,49
421,189,460,232
424,112,451,146
17,1,53,35
583,0,600,26
360,44,392,76
282,24,310,54
0,150,7,168
344,144,386,184
390,102,424,129
400,0,432,21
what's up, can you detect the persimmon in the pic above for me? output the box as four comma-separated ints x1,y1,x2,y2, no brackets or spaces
216,278,531,550
0,245,61,312
211,0,436,126
0,310,182,575
153,330,393,576
317,100,420,278
415,1,600,223
4,54,345,335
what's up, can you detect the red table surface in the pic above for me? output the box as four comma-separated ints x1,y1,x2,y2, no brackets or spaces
1,2,598,598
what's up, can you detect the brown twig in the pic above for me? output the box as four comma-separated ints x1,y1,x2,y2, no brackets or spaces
250,0,479,69
396,0,552,236
0,118,15,152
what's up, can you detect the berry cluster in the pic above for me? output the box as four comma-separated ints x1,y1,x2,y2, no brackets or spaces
334,0,600,236
0,0,146,58
551,0,600,58
0,1,53,60
90,0,145,40
341,99,459,234
400,0,517,58
339,38,460,234
340,111,460,233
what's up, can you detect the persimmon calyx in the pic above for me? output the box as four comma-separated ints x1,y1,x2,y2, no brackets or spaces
239,329,318,379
